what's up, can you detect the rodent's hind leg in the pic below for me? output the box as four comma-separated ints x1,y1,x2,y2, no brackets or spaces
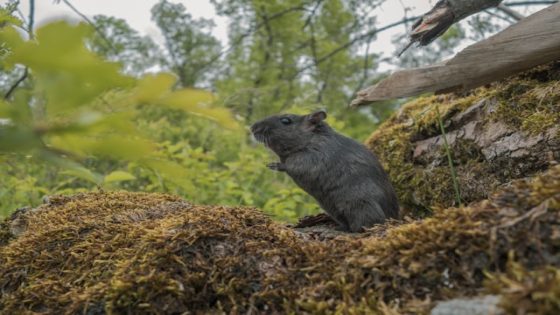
267,162,287,172
326,211,351,232
346,202,386,233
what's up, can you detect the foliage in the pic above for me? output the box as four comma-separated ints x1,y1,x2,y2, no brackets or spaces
0,19,249,218
151,0,222,88
89,15,162,76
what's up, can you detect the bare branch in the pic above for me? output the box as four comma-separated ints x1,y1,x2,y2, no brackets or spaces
484,7,517,23
505,1,557,6
191,4,307,78
294,16,419,78
27,0,34,39
58,0,117,54
4,0,34,100
497,3,524,20
4,68,28,100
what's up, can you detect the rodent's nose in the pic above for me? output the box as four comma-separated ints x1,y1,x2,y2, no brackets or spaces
250,122,263,135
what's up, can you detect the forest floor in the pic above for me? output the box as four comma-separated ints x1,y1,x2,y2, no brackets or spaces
0,63,559,314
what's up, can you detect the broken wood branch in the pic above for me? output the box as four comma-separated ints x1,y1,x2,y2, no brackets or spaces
399,0,503,56
351,3,560,107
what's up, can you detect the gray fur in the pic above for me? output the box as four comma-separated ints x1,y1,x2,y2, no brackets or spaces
251,110,399,232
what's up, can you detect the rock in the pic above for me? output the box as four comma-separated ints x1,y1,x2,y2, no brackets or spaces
431,295,504,315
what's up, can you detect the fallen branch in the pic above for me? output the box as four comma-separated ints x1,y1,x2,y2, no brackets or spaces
351,3,560,106
399,0,503,56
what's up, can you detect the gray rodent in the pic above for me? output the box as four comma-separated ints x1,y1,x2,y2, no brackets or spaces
251,110,399,232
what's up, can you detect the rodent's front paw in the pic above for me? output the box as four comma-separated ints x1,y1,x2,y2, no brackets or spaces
267,162,286,172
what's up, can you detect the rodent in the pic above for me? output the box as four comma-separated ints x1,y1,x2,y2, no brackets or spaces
251,110,399,232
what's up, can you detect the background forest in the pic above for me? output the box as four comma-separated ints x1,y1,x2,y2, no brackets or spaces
0,0,554,220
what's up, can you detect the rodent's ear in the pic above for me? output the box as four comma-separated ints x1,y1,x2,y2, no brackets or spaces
307,110,327,125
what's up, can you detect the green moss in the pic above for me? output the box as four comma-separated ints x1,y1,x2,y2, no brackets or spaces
366,63,560,216
0,220,12,246
486,258,560,315
1,164,559,314
491,68,560,134
366,92,488,215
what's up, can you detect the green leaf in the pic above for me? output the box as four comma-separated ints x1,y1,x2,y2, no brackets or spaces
142,158,195,192
59,166,103,185
0,126,40,152
159,89,239,129
48,135,155,160
134,72,177,103
7,22,134,114
0,100,9,118
0,26,24,69
104,170,136,183
0,8,22,28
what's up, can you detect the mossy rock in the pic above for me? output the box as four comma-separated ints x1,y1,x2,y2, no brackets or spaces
1,164,559,314
367,62,560,216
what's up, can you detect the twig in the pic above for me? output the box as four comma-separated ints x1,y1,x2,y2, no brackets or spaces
4,68,28,100
484,8,517,24
505,1,557,6
302,0,324,30
27,0,34,39
191,4,307,77
59,0,117,54
294,16,419,78
499,200,549,228
497,3,524,20
4,0,34,100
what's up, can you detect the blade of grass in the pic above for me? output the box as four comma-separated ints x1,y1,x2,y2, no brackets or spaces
435,105,462,206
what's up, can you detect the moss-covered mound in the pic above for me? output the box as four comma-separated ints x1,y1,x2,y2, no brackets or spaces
367,62,560,216
1,164,559,314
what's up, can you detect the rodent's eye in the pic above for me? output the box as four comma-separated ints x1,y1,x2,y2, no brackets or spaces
280,117,292,125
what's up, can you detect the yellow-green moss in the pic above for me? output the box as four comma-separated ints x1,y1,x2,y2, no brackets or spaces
1,165,559,314
486,258,560,315
367,92,486,214
366,62,560,216
492,79,560,134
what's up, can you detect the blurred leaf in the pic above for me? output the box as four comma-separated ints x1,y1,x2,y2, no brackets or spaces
134,72,177,103
7,22,134,113
159,89,238,129
142,158,195,192
0,126,40,152
0,100,9,118
44,111,137,136
0,26,24,55
0,7,22,28
159,89,213,108
49,135,155,160
104,170,136,183
60,167,102,185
